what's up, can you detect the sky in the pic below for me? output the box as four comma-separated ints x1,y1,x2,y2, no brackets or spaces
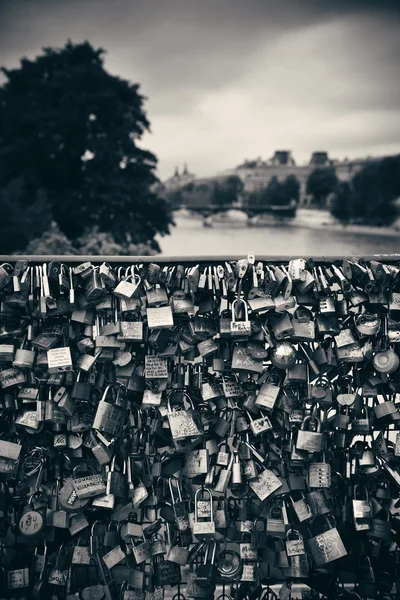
1,0,400,180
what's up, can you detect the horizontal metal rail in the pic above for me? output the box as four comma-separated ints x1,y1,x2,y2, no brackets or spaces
2,254,400,265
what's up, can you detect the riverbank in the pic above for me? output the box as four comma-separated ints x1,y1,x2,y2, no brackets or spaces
174,208,400,238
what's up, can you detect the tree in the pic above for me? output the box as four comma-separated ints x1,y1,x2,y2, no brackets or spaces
306,168,338,207
281,175,300,204
248,176,299,208
330,155,400,225
211,175,243,207
0,177,52,253
330,182,352,222
0,40,173,252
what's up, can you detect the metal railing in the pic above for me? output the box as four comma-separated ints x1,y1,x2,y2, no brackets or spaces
2,253,400,266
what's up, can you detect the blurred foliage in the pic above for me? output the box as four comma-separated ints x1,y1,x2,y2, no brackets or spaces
247,175,300,207
331,155,400,225
306,168,339,206
164,175,243,208
18,222,156,256
211,175,244,206
0,40,172,254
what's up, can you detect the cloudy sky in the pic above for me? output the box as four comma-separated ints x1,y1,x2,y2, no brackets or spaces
1,0,400,180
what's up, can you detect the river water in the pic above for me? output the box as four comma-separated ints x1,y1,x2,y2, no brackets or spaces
157,215,399,257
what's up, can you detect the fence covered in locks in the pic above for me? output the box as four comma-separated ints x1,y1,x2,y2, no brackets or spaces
0,253,400,600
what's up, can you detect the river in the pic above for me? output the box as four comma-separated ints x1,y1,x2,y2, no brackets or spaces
157,214,399,257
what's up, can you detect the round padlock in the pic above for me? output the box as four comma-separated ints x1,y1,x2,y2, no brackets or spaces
18,492,46,538
112,350,132,367
217,550,243,580
67,434,83,450
270,342,297,369
354,313,380,336
373,349,400,374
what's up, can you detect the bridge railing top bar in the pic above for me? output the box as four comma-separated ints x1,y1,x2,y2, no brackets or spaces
2,254,400,265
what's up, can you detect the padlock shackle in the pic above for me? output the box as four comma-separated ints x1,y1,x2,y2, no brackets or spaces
231,297,249,321
167,389,193,412
100,383,125,403
72,462,96,478
286,528,302,541
168,477,183,504
300,415,321,432
353,483,369,500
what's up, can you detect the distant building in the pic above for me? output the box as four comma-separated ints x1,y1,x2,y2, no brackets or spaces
310,152,332,167
162,152,392,207
224,150,382,206
162,164,196,191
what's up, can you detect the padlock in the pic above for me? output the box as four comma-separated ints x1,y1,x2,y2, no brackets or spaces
150,533,167,557
285,528,305,557
269,311,294,340
266,501,286,537
92,384,126,437
166,523,189,566
352,484,372,531
51,479,69,529
367,506,392,541
282,552,310,580
183,447,209,478
305,489,333,517
296,415,323,453
230,298,251,336
13,336,36,369
289,492,313,522
213,454,234,494
192,488,215,539
230,451,243,488
107,455,127,499
307,515,347,567
334,405,351,430
356,555,377,599
243,458,258,482
255,373,281,411
195,541,218,587
17,491,47,539
273,537,289,569
72,537,92,566
214,499,227,529
168,478,192,546
154,554,182,587
351,406,371,435
307,453,331,488
47,544,69,586
216,442,230,467
270,341,297,369
247,409,272,436
373,396,398,421
129,534,151,566
291,306,316,341
71,463,106,499
358,442,375,468
114,270,141,299
71,371,92,401
216,549,243,582
120,514,143,542
167,391,203,442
